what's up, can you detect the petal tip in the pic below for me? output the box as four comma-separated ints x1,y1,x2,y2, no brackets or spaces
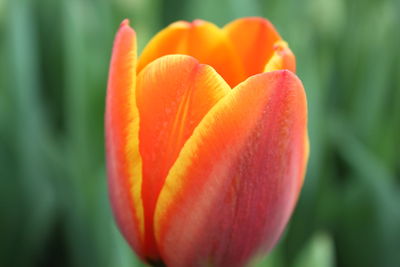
272,68,296,79
120,19,130,27
274,69,303,89
170,20,191,29
192,19,205,26
229,16,275,28
115,19,136,42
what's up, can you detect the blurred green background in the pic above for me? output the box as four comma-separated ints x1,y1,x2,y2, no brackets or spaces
1,0,399,266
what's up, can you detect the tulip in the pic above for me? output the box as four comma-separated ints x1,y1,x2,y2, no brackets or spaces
106,17,308,267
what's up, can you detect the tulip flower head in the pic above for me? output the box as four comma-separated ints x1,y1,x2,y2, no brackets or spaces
106,17,308,267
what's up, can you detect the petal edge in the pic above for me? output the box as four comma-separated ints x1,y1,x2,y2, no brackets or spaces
106,21,145,257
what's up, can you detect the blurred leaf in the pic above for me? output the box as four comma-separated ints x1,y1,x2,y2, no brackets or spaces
330,114,400,267
294,232,335,267
249,243,284,267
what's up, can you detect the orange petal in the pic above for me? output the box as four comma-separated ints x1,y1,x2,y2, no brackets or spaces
264,40,296,73
224,17,284,77
155,70,308,267
136,55,231,260
137,20,246,87
106,20,145,257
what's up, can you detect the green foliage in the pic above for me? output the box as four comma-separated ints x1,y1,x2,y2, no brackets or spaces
0,0,399,266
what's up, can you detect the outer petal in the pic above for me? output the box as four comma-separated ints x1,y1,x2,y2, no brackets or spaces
155,70,308,267
136,55,231,260
106,20,145,257
137,20,246,87
223,17,285,76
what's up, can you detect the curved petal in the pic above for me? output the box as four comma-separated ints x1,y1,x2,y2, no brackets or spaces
106,20,145,257
136,55,231,259
224,17,285,77
137,20,246,87
264,40,296,73
155,70,308,267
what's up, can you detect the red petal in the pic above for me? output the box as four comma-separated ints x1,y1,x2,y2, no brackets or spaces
155,70,308,267
106,20,145,257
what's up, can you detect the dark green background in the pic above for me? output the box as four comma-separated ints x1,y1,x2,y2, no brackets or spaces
1,0,399,266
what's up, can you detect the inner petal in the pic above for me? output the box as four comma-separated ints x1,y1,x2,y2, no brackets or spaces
136,55,230,260
223,17,283,77
137,20,246,87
